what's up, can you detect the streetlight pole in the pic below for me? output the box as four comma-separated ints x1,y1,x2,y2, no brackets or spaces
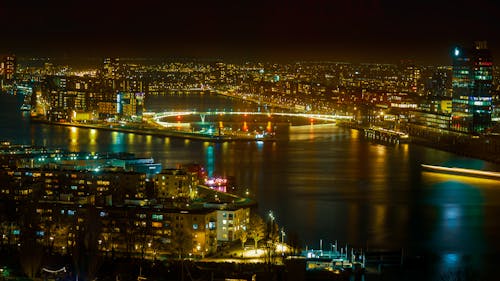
267,210,275,265
280,228,285,257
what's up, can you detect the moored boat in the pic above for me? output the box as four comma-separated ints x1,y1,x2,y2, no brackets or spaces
421,164,500,180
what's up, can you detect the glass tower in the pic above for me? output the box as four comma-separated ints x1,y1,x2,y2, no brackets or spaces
451,41,493,133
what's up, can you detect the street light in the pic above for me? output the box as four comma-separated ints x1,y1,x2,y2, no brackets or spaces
280,228,286,255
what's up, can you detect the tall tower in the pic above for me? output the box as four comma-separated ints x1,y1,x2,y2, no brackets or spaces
4,55,16,81
451,41,493,133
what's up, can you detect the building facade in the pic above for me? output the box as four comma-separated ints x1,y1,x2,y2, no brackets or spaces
451,41,493,133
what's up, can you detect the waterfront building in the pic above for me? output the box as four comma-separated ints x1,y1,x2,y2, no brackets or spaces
451,41,493,133
110,155,162,177
97,101,118,117
95,205,219,257
2,55,16,81
117,91,144,119
418,98,452,115
215,207,250,242
155,168,200,199
0,168,147,204
15,200,221,258
0,155,255,258
409,111,452,130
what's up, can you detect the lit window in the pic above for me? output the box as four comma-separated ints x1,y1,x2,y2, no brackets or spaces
152,214,163,221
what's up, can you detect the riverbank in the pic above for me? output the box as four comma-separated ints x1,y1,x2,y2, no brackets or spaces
408,124,500,164
30,118,277,143
338,121,500,165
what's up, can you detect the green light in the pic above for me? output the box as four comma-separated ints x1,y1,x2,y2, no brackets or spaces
1,267,10,277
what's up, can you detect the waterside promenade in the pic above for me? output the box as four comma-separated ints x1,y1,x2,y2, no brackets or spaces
30,117,276,143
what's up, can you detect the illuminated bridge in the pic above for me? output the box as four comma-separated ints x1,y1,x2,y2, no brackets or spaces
147,110,353,127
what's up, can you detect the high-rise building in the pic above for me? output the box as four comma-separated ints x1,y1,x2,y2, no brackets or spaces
3,55,16,80
103,57,120,79
451,41,493,133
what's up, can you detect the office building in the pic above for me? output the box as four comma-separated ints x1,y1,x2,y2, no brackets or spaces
451,41,493,133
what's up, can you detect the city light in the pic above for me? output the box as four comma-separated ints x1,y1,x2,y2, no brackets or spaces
1,29,499,281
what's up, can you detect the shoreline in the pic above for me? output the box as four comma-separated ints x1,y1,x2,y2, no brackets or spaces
30,118,277,143
338,122,500,165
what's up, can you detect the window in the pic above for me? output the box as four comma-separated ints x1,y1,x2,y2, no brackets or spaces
152,214,163,221
208,222,216,230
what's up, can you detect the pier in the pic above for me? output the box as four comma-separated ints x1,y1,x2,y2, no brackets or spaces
364,127,410,144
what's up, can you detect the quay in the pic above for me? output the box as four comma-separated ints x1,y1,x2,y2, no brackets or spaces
363,127,410,144
338,121,410,144
30,118,276,143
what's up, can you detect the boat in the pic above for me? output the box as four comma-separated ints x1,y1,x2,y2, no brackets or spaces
421,164,500,180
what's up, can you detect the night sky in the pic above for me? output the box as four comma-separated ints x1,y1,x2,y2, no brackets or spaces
2,0,500,64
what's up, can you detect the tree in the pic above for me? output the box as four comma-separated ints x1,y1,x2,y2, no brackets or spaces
240,230,248,249
171,225,193,259
18,196,43,279
248,213,265,251
72,206,102,281
19,226,44,279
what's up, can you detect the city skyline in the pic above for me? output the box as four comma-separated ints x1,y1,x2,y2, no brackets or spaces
2,0,500,64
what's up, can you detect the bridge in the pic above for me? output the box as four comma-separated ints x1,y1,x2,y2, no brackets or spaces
148,110,353,126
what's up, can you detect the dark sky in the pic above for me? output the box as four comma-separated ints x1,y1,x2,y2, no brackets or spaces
2,0,500,64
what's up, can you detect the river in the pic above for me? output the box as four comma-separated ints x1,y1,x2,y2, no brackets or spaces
2,93,500,280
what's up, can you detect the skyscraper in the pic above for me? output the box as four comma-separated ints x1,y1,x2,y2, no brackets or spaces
451,41,493,133
3,55,16,81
